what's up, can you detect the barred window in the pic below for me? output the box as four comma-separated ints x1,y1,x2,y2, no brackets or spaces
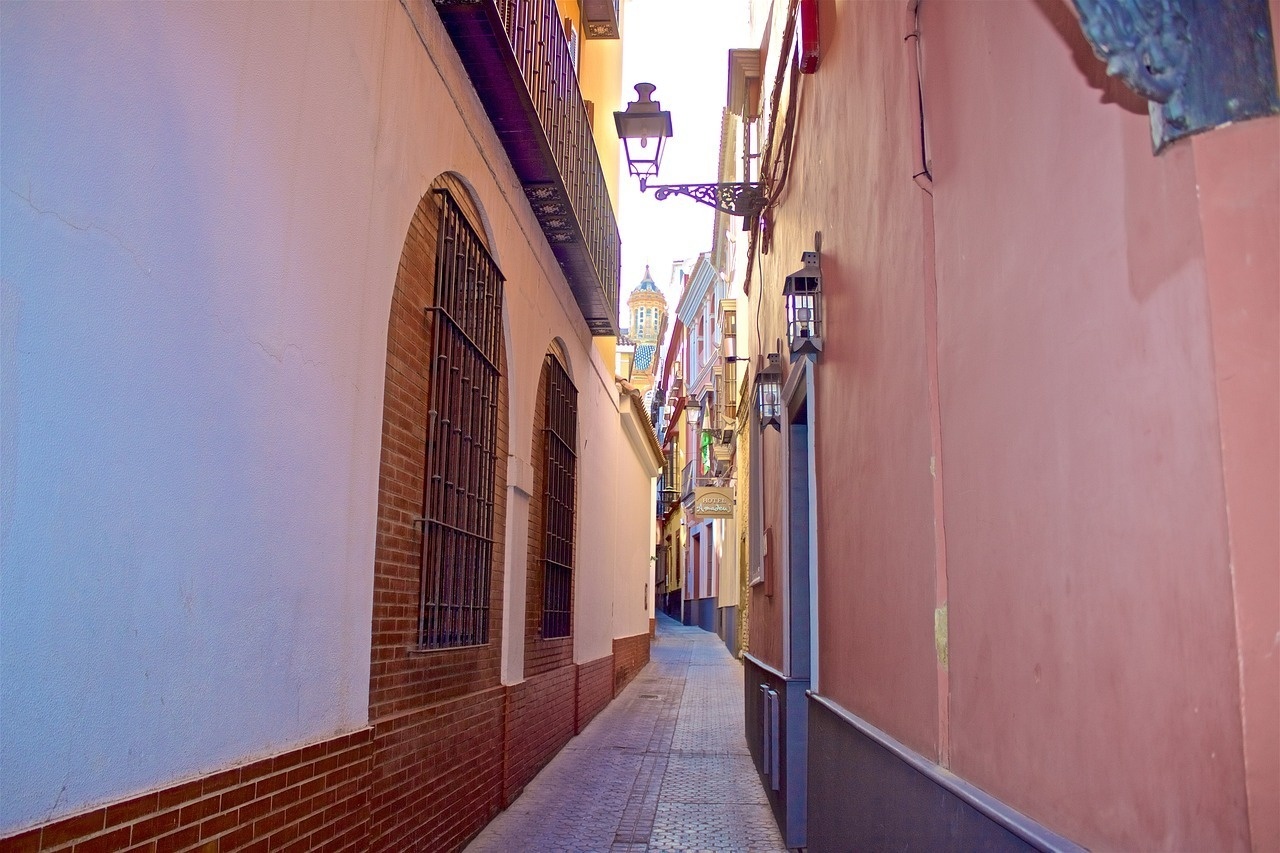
540,353,578,639
419,188,504,649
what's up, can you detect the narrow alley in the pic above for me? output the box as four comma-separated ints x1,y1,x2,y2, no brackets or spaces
4,1,1277,851
467,616,786,853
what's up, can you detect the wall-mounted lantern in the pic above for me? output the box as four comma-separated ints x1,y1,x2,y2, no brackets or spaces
755,353,783,431
684,396,703,428
783,250,823,361
615,83,768,220
613,83,672,186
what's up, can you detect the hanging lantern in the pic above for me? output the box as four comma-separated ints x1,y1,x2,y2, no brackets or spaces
755,353,783,431
783,250,823,360
613,83,673,188
684,395,703,428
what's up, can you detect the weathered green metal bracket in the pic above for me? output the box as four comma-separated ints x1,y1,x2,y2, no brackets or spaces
1072,0,1280,152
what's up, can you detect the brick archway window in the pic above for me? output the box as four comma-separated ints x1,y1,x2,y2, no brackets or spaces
419,188,505,649
539,352,577,639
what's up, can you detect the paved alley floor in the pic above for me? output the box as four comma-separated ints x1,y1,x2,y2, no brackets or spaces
466,614,789,853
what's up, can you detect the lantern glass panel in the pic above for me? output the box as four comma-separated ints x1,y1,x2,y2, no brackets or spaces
620,133,666,181
788,292,819,341
756,370,782,425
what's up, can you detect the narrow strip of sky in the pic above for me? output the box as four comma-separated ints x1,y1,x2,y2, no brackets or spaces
618,0,752,314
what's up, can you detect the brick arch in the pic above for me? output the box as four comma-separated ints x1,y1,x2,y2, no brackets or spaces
547,335,574,381
370,173,509,712
366,173,513,848
371,169,509,706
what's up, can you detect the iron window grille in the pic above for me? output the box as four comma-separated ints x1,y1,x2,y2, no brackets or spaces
541,353,578,639
419,188,505,650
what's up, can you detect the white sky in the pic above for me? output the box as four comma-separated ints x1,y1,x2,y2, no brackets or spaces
618,0,754,318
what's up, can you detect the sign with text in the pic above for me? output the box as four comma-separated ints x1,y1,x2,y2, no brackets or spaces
692,487,735,519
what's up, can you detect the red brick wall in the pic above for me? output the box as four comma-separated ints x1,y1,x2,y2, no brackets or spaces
502,666,577,805
612,632,651,695
367,687,506,852
0,730,373,853
524,354,575,678
370,175,509,719
575,655,614,730
364,176,511,851
3,653,644,853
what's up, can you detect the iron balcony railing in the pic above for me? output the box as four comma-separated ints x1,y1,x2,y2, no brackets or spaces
681,460,698,498
435,0,621,336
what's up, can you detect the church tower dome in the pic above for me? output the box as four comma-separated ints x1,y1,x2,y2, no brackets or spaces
626,265,666,346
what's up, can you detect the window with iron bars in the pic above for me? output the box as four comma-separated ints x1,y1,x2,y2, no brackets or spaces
419,188,504,650
541,353,578,639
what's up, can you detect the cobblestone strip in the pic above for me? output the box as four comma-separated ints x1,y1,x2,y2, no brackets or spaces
608,630,690,850
611,753,668,845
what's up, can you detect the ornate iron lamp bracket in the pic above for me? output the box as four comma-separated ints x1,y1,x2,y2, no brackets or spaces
1071,0,1280,152
643,181,769,219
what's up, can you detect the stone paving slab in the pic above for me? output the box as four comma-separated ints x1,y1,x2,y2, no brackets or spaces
464,615,788,852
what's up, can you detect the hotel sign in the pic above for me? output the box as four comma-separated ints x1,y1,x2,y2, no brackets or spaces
692,487,734,519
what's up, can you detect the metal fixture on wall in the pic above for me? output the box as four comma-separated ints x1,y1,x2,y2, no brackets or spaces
783,250,823,361
614,83,769,220
755,353,783,431
684,395,703,427
1069,0,1280,152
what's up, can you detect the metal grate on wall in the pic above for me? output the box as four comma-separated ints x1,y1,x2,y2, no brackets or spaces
419,188,505,650
541,353,578,639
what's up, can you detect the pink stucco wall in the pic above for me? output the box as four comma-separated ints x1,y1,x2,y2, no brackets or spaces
925,3,1252,848
798,0,941,758
752,0,1274,848
1193,87,1280,853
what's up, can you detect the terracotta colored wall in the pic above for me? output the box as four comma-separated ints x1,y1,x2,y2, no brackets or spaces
1193,87,1280,853
1196,10,1280,847
922,2,1251,848
748,428,788,672
752,0,1271,848
752,0,941,752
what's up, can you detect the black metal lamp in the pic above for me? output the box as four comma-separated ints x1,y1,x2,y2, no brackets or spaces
754,353,782,431
615,83,768,220
783,251,823,360
614,83,672,187
684,395,703,428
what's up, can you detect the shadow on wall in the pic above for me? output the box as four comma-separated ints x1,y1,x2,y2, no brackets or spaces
1029,0,1150,114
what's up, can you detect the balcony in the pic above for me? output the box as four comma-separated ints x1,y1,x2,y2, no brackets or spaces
434,0,621,336
681,460,698,498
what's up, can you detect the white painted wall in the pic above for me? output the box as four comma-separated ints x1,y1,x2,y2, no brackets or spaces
615,389,663,640
1,0,639,832
569,354,623,664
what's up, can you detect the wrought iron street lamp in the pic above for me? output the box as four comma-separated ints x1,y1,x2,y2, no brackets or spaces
783,251,823,361
684,395,703,428
613,83,671,185
754,353,782,431
615,83,769,220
